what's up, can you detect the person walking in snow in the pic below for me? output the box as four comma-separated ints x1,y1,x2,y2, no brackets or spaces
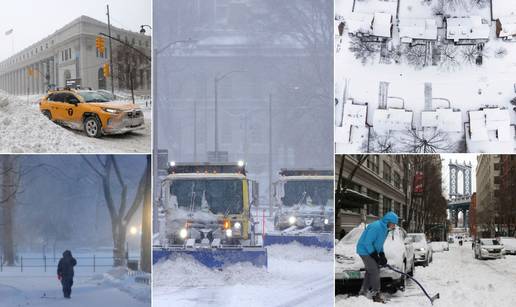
57,250,77,299
356,211,399,303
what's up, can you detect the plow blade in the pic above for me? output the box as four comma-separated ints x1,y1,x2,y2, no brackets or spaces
153,246,268,268
263,233,333,249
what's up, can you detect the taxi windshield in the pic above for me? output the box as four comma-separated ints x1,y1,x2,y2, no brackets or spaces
79,91,111,103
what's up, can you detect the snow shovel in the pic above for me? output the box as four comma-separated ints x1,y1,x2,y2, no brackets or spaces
383,264,440,305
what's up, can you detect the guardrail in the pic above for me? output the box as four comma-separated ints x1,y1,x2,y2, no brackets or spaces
0,255,140,273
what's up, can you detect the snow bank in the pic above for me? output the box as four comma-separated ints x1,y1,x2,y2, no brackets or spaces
0,284,27,306
0,91,94,153
91,267,150,302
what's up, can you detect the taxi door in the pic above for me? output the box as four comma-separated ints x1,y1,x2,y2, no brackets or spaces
62,93,84,127
47,93,67,121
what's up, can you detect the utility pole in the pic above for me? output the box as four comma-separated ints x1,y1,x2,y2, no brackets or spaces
106,5,115,95
214,77,219,154
268,94,273,215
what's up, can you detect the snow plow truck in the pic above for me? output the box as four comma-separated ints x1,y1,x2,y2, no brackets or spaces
264,169,334,248
153,162,267,268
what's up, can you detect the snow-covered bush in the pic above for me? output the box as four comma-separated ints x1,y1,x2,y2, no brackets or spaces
461,46,481,65
405,44,427,68
494,47,508,59
348,37,380,65
439,44,460,71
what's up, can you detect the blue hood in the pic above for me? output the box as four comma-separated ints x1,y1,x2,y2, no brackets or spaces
382,211,399,225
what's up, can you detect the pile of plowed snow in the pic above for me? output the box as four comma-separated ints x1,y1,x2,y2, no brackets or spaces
0,92,94,153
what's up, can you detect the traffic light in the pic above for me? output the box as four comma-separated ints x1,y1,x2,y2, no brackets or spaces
103,63,110,78
95,36,105,54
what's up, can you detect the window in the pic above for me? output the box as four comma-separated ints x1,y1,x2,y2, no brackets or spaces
383,162,391,183
383,197,392,215
367,155,379,173
367,189,379,216
393,171,401,188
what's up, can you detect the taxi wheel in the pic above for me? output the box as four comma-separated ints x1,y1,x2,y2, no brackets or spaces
84,116,102,138
42,110,52,120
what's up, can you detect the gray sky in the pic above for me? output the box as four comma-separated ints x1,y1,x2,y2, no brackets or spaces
440,154,478,198
0,0,151,61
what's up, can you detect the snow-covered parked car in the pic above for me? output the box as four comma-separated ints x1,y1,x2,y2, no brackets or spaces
335,223,415,293
474,238,505,260
498,237,516,255
430,241,449,253
408,233,433,266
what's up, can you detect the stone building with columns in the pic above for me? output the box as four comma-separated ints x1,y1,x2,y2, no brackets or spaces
0,15,150,95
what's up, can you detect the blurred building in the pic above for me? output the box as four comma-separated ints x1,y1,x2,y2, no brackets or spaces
498,155,516,236
0,16,150,94
154,0,333,204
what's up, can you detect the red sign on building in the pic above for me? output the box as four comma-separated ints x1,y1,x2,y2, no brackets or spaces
413,171,424,194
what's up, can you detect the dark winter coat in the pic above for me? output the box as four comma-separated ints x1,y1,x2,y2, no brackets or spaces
57,250,77,280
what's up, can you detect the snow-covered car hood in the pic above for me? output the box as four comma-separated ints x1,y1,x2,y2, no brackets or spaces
335,224,405,273
481,244,503,250
499,238,516,250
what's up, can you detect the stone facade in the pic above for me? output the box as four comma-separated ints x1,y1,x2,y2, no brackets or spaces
0,16,150,95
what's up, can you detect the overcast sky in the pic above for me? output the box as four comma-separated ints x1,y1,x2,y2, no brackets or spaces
440,154,478,198
0,0,151,61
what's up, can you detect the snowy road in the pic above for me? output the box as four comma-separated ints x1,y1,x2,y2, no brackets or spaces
336,243,516,306
153,243,334,307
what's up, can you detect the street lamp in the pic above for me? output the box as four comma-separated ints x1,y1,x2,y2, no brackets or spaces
139,25,152,35
214,70,246,155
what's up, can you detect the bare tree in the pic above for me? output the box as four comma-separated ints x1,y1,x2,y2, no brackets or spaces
82,156,149,267
112,43,151,93
400,129,457,153
1,156,18,265
405,44,427,68
461,45,481,65
363,130,397,153
349,38,380,65
439,44,460,70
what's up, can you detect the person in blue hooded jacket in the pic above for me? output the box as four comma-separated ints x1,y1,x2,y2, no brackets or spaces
356,211,399,303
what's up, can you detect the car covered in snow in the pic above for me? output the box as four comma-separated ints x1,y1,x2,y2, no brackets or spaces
408,233,433,266
474,238,505,260
430,241,449,252
335,223,415,293
498,237,516,255
39,89,144,137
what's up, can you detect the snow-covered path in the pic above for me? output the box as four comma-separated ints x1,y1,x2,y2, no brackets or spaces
153,243,334,307
337,243,516,306
0,266,150,307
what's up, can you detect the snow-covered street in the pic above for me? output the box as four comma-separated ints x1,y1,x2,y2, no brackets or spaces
0,92,151,153
153,243,334,307
337,242,516,306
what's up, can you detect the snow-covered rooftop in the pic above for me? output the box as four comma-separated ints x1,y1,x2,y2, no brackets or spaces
421,108,463,132
497,16,516,38
343,99,367,126
373,108,413,132
446,16,490,41
492,0,516,20
468,108,512,142
335,100,369,153
399,18,438,42
346,13,374,35
373,12,392,38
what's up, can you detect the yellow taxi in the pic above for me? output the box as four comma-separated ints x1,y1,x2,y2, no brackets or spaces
39,89,144,137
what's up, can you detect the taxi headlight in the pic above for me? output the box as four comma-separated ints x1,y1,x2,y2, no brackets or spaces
103,108,120,114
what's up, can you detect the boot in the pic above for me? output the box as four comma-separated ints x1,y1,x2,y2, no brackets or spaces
372,292,386,304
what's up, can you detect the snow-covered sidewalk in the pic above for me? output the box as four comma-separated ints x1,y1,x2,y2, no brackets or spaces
336,243,516,306
0,268,150,307
153,243,334,307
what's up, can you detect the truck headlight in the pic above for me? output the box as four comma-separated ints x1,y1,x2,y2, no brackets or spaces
288,216,296,225
234,222,241,230
179,228,188,239
417,248,425,252
324,218,329,225
226,229,233,238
